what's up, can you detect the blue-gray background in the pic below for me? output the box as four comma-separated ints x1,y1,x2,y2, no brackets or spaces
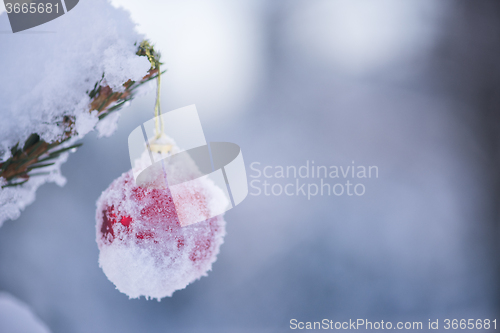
1,0,499,332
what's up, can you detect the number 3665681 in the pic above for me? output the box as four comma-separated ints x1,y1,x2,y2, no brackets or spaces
5,2,60,14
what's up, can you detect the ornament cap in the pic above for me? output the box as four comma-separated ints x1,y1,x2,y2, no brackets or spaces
149,133,174,154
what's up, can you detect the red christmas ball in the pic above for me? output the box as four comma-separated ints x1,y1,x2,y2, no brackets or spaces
96,169,226,300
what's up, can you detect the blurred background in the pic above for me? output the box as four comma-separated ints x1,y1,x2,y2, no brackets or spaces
1,0,500,332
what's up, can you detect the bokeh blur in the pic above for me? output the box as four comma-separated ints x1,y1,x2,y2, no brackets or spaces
1,0,500,332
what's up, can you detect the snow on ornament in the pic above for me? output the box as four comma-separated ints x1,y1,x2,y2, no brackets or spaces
95,142,229,299
96,63,248,299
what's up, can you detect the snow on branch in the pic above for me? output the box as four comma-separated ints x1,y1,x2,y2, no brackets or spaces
0,0,161,226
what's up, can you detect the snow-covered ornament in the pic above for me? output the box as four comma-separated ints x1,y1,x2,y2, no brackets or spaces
95,156,227,299
96,59,230,299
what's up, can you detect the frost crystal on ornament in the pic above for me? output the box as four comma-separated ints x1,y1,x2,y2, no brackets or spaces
96,148,228,300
